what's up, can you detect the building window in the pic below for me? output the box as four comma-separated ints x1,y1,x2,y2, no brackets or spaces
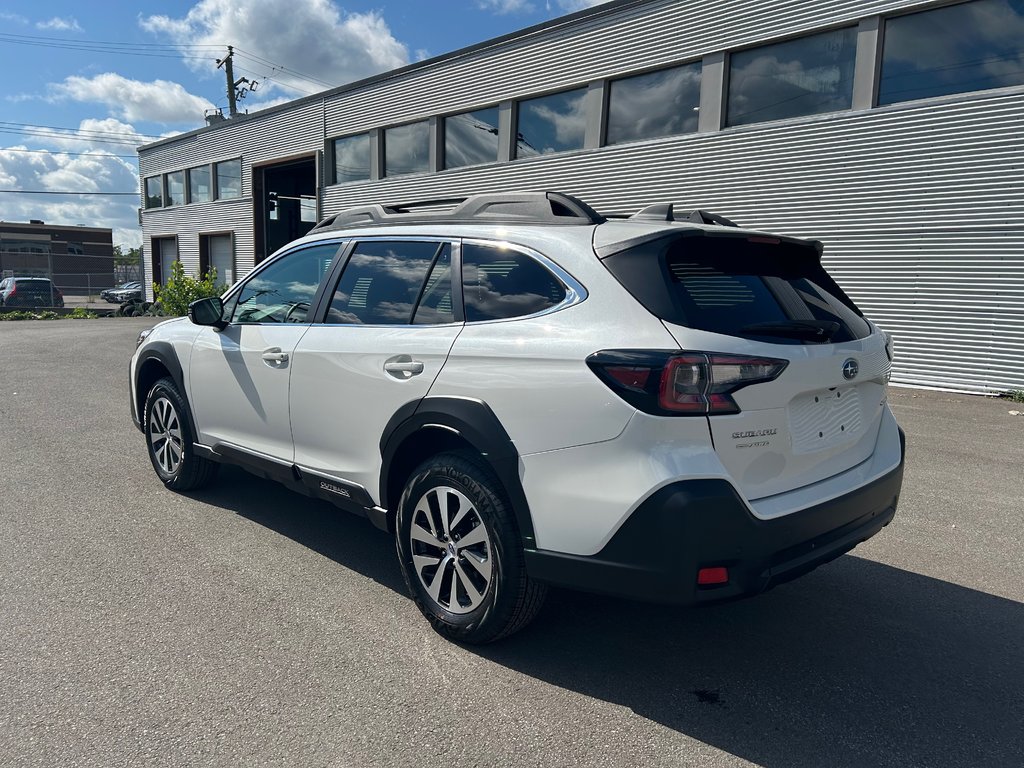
879,0,1024,106
515,87,587,158
333,133,370,184
188,165,212,203
144,176,162,209
164,171,185,207
726,27,858,127
384,121,430,177
215,159,242,199
606,63,702,145
444,107,500,169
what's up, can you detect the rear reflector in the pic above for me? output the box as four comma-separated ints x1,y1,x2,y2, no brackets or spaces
697,567,729,586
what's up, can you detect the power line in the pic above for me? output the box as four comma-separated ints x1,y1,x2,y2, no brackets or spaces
0,147,139,160
0,190,139,196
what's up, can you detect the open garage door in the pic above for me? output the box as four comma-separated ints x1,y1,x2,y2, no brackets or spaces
253,155,318,264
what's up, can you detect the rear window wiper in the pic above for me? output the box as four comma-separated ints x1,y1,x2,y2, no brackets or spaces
740,319,841,342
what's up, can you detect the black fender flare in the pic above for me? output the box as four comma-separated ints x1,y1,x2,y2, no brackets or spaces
379,396,535,547
134,342,195,435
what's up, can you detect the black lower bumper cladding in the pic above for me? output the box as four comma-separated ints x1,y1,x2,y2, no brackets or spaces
525,430,905,605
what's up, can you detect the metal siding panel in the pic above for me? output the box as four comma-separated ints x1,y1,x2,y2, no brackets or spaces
139,1,1024,394
322,90,1024,394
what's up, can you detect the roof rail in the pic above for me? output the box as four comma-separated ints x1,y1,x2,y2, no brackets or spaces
309,191,605,233
628,203,739,228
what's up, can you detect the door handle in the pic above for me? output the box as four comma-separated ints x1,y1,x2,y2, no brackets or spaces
384,357,424,378
261,347,289,364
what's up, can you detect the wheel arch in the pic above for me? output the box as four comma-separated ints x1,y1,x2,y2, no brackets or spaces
380,397,536,547
135,342,195,436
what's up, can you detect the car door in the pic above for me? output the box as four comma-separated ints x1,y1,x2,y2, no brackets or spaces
188,241,342,461
289,239,462,499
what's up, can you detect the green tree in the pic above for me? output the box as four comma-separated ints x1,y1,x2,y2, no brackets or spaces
153,261,223,316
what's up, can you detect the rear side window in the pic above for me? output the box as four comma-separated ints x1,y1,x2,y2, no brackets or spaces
462,243,566,322
604,234,870,344
327,240,450,325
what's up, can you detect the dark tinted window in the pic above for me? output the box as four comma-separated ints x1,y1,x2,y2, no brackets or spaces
327,241,446,325
144,176,162,208
604,235,869,343
879,0,1024,105
727,28,857,127
413,246,454,324
384,122,429,176
231,243,338,324
462,243,566,322
215,159,242,199
606,63,701,144
444,107,500,169
334,133,370,183
515,88,587,158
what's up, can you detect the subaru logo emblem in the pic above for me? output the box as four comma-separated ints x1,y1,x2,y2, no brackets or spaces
842,358,859,380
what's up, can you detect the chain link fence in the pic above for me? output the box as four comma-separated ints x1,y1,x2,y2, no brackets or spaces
1,250,144,309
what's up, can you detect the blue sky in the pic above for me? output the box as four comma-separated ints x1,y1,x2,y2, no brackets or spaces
0,0,607,246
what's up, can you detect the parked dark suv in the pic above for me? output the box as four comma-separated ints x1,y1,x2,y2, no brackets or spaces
0,277,64,308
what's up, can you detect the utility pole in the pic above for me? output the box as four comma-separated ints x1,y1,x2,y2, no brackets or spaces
216,46,258,117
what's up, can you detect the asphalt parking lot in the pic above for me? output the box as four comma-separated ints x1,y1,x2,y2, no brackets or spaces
1,319,1021,768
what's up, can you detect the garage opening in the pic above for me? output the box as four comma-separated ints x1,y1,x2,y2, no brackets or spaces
253,156,318,264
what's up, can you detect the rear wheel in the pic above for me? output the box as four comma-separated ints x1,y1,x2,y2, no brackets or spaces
395,452,546,644
144,377,218,490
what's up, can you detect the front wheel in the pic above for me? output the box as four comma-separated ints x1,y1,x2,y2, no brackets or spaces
144,377,218,491
395,452,546,644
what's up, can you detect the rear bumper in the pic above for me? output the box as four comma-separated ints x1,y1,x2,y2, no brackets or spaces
525,428,905,605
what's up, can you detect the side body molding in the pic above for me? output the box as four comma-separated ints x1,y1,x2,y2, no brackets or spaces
379,396,536,547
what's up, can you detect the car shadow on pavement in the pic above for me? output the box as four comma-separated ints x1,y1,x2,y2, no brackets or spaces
196,467,1022,768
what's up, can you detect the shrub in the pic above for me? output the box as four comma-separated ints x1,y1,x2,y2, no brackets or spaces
65,308,97,319
153,261,222,316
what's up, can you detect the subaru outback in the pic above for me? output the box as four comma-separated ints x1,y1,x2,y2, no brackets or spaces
129,191,905,643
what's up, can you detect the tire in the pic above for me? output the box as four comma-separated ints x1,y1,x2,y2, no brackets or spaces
395,452,546,644
143,377,218,491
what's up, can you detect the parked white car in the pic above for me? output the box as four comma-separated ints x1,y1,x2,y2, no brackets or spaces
129,192,905,643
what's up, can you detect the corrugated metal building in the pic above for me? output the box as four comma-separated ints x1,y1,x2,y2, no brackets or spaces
137,0,1024,394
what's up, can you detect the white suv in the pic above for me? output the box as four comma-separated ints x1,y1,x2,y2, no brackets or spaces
130,192,905,643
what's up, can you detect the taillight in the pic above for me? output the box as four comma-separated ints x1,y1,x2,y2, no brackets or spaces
588,350,788,416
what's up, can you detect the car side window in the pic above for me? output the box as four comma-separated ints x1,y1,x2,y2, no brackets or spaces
462,243,566,322
230,243,339,324
326,240,449,324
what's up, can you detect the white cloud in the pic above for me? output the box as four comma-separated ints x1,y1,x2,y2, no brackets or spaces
0,136,142,247
556,0,612,9
0,12,28,24
49,73,213,126
36,16,82,32
140,0,409,98
479,0,535,13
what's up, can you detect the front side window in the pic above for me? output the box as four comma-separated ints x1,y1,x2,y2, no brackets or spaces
333,133,370,184
216,159,242,199
462,243,566,322
515,87,587,158
444,107,500,169
727,27,858,127
606,63,702,145
144,176,162,209
384,122,429,177
189,166,211,203
879,0,1024,105
326,240,449,325
230,243,339,324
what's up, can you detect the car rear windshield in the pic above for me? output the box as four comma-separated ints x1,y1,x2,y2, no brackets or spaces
602,233,871,344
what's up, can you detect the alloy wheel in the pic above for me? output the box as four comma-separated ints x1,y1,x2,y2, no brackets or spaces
149,396,184,475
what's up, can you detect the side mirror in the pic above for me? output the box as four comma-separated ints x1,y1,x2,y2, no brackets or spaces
188,296,227,330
